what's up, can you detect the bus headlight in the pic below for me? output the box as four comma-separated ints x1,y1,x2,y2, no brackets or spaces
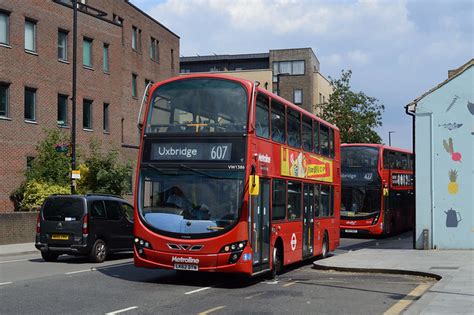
219,241,247,264
372,213,380,225
134,236,152,257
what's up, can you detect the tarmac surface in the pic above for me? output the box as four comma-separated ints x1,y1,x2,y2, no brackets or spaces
2,233,473,314
314,233,474,314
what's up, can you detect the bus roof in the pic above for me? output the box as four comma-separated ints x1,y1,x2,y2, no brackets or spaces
341,143,412,154
152,73,339,132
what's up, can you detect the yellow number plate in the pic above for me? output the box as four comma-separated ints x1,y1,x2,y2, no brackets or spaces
51,234,69,240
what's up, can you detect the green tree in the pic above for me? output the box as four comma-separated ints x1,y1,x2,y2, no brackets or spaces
77,140,132,196
26,128,72,186
318,70,384,143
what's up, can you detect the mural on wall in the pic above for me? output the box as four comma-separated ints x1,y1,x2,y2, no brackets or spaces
468,101,474,135
445,208,462,228
438,123,463,130
443,138,462,162
445,95,460,112
447,169,459,195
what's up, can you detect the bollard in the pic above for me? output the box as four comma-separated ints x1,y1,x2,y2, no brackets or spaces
422,229,429,250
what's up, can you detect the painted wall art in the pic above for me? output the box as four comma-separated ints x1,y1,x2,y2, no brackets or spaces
443,138,462,162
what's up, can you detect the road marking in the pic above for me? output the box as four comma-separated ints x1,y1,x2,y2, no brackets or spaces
383,283,431,315
185,286,214,295
198,306,225,315
0,259,29,264
245,292,265,299
105,306,138,314
0,282,13,286
283,281,298,287
66,268,96,275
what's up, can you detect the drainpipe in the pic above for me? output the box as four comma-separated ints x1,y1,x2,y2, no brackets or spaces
405,104,416,249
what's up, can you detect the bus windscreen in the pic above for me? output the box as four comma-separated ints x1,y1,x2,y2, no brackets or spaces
145,78,248,134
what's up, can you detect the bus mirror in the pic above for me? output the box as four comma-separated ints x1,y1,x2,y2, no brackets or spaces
249,175,260,196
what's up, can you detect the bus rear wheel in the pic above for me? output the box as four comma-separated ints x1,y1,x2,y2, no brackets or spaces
270,245,283,279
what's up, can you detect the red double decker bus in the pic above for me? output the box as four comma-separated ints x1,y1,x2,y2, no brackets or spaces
340,144,414,236
133,74,340,277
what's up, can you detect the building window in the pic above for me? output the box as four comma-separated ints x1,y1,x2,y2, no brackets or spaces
103,103,109,132
83,99,92,129
113,14,124,45
24,19,36,52
102,43,109,72
58,30,68,61
132,26,141,51
0,83,9,118
57,94,68,126
150,37,159,61
83,37,93,67
171,49,174,69
132,73,137,98
0,11,9,45
24,87,36,121
293,89,302,104
273,60,305,81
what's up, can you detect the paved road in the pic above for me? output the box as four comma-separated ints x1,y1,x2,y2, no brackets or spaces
1,236,433,314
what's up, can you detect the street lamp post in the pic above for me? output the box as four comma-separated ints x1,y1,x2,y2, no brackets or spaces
71,0,78,194
388,131,395,146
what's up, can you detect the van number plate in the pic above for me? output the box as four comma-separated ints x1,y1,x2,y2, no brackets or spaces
51,234,69,240
174,264,198,271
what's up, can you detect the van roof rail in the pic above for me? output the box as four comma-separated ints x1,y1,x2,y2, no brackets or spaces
85,193,123,198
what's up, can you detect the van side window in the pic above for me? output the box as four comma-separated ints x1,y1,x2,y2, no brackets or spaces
105,200,122,220
122,203,134,222
90,201,106,219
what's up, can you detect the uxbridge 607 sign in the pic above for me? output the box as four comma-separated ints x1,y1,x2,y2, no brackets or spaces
151,143,232,161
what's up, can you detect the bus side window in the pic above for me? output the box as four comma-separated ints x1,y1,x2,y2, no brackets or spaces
314,184,321,217
313,120,319,154
321,185,330,217
272,180,286,220
401,153,408,170
329,128,334,158
287,109,301,148
271,101,286,144
255,94,270,139
287,181,301,220
320,124,329,156
302,115,312,152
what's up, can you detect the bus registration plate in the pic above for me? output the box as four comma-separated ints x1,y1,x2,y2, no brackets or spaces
174,264,198,271
344,229,358,234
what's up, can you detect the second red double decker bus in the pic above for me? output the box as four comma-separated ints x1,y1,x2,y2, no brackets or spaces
133,74,340,277
340,144,414,236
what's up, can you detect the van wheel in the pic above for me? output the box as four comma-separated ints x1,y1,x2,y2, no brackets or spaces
41,251,59,262
89,239,107,263
320,233,329,259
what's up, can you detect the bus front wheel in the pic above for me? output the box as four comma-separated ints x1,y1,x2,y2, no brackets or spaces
270,245,283,278
320,233,329,259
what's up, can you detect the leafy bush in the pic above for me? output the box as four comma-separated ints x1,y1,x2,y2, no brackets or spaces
20,180,69,211
10,182,27,211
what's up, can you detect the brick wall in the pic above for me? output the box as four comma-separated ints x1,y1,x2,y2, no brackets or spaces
0,212,37,245
0,0,179,212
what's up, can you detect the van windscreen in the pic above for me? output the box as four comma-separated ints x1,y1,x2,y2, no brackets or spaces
43,197,85,221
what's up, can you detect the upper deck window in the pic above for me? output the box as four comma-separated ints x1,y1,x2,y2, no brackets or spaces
342,146,379,168
146,78,247,134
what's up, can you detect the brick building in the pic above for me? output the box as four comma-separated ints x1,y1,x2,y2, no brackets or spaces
0,0,180,212
180,48,332,114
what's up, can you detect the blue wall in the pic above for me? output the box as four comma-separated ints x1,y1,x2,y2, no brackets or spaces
414,65,473,249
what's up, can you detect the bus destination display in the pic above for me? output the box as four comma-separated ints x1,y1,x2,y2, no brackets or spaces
150,143,232,161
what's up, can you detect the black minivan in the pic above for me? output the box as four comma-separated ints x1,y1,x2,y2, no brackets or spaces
35,194,134,263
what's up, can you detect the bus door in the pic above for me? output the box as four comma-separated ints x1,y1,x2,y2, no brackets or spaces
303,184,314,259
251,179,270,273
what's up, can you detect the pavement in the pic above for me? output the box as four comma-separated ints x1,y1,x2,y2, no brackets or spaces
1,236,473,314
314,232,474,314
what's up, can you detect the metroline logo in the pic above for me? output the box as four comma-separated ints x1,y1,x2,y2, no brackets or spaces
171,256,200,264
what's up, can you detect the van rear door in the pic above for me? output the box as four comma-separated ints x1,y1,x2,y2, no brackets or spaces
41,196,85,245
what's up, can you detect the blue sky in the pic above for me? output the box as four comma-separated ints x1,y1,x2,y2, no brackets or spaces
130,0,473,150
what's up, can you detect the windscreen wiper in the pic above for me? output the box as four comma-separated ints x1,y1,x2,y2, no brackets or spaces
142,163,173,176
178,164,224,179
